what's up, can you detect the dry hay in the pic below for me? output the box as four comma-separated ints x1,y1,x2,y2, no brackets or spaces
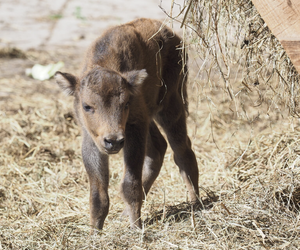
1,2,300,248
162,0,300,117
0,50,299,249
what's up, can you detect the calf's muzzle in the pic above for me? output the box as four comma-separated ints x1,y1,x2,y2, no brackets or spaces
103,134,125,154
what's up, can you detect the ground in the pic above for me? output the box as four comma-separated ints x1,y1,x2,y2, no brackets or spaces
0,0,300,249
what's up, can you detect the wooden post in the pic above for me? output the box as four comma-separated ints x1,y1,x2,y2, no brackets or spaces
251,0,300,73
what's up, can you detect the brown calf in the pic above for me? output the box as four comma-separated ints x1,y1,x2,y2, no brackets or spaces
55,18,199,230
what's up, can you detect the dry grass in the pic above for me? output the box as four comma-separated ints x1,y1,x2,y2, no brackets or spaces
163,0,300,116
0,48,299,249
1,2,300,248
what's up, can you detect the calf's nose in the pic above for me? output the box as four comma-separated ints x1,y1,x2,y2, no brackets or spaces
103,135,125,153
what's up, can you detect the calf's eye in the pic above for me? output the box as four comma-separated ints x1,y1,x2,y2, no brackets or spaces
82,103,94,113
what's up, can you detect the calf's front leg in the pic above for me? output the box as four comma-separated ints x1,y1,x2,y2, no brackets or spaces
121,123,147,229
82,130,109,231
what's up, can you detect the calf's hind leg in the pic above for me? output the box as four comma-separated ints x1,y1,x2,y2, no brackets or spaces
156,95,199,202
142,121,167,196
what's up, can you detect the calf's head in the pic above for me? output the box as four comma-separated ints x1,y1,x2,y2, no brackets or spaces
55,66,147,154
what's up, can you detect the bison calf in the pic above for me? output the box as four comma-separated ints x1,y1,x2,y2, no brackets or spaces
55,18,199,230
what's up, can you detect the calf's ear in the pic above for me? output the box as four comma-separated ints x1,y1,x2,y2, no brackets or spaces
55,71,78,96
124,69,148,94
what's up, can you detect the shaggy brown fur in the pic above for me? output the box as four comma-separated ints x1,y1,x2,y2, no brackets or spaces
55,18,199,230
